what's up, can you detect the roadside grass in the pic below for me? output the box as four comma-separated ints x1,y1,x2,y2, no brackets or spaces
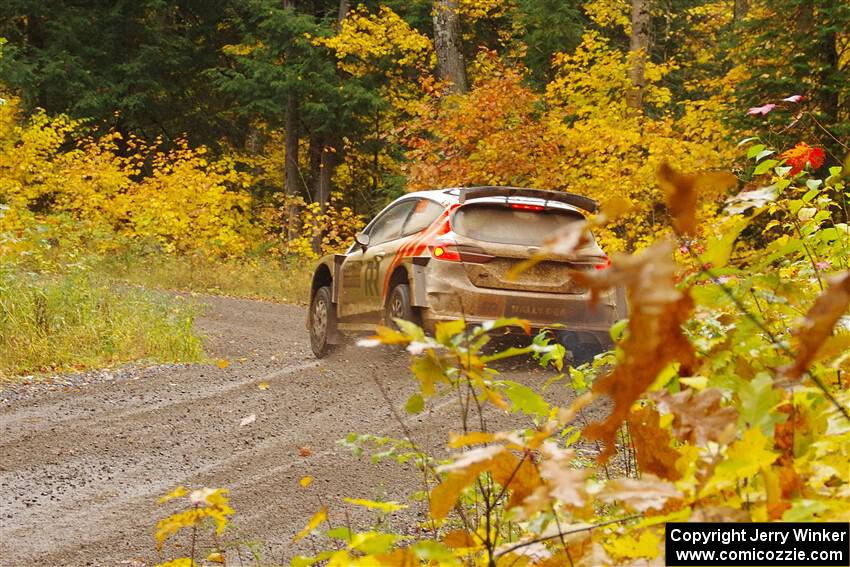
99,253,312,305
0,269,203,380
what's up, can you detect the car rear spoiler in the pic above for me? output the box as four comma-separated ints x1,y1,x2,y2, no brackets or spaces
454,186,598,213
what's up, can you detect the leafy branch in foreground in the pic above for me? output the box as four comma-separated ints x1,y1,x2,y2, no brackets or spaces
289,149,848,565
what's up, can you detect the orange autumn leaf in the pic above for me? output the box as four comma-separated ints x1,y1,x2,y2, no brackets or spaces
489,451,542,510
597,475,682,512
657,162,736,236
779,142,826,175
783,271,850,380
574,241,697,462
627,405,682,481
376,547,419,566
651,388,738,446
430,445,505,521
442,530,478,548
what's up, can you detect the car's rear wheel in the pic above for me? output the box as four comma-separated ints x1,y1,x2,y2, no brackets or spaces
385,283,418,330
310,286,336,358
557,330,605,366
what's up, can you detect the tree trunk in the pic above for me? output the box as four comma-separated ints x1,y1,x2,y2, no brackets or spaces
733,0,750,22
626,0,651,113
309,135,340,254
432,0,468,94
283,95,300,242
338,0,350,22
282,0,301,244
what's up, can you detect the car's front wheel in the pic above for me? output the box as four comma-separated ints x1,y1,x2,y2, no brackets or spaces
385,283,418,329
309,285,337,358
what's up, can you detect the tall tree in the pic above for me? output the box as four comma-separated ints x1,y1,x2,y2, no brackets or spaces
0,0,241,145
515,0,586,87
627,0,651,112
282,0,301,242
432,0,467,93
732,0,849,157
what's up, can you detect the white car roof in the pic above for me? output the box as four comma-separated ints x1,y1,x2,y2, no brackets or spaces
402,188,587,215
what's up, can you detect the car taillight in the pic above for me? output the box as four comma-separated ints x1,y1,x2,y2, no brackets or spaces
595,256,612,270
510,203,545,211
429,238,494,263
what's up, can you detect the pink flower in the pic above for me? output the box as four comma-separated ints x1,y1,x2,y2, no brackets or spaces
781,95,804,103
747,104,777,116
816,261,831,271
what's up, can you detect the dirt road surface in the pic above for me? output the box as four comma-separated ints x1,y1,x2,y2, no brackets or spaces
1,295,582,566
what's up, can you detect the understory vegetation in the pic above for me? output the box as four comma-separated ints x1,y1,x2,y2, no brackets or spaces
0,268,202,379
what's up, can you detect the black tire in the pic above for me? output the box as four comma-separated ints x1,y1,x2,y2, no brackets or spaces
556,330,604,366
309,286,337,358
385,284,417,329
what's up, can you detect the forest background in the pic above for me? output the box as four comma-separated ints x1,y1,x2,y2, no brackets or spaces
4,0,847,375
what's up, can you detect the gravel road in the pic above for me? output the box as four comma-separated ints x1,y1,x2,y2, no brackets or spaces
0,294,582,566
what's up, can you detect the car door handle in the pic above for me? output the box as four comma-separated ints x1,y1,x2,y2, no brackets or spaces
374,252,386,259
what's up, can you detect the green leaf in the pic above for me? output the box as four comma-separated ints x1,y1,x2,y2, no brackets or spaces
413,541,458,563
783,499,829,522
327,527,354,541
747,144,766,159
569,366,588,391
700,216,751,269
503,381,550,417
753,159,779,176
610,318,628,342
755,149,775,162
805,178,823,190
737,136,759,147
480,345,533,363
394,318,425,341
405,393,424,414
737,373,783,435
802,188,819,202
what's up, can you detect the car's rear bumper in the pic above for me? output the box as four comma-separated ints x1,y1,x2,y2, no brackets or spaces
419,260,620,340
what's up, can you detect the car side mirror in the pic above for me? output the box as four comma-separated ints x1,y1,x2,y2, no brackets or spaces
355,232,370,250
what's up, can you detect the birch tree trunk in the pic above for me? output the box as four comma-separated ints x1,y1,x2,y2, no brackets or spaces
432,0,468,94
627,0,651,112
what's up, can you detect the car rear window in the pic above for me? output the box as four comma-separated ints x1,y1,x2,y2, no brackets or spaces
452,204,585,246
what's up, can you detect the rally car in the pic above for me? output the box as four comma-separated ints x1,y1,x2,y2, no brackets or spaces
307,186,623,358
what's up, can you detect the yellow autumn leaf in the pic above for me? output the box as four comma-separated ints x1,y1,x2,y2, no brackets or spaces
154,559,196,567
158,486,188,504
604,529,661,560
447,431,496,448
343,498,407,513
206,551,225,564
257,381,269,390
216,359,230,369
299,476,313,488
293,506,327,542
702,427,779,497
